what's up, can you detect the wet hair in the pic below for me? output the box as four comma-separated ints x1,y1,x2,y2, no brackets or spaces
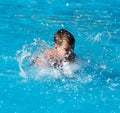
54,29,75,50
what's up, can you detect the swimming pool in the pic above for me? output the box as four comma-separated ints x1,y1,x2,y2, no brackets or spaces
0,0,120,113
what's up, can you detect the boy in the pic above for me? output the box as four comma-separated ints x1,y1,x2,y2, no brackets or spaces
34,29,76,67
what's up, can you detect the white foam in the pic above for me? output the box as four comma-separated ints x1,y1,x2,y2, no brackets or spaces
62,60,81,77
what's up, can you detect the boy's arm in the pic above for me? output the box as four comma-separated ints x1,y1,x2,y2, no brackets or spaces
33,49,53,65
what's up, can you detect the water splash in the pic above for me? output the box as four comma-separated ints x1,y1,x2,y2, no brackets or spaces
16,38,84,80
16,38,50,78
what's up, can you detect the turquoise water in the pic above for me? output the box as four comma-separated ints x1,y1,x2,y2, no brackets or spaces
0,0,120,113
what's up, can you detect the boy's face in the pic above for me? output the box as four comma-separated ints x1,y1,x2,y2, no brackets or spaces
55,40,73,57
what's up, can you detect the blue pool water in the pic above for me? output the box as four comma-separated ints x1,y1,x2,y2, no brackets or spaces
0,0,120,113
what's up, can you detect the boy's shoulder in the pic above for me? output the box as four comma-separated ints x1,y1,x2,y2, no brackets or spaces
44,49,56,59
44,49,54,56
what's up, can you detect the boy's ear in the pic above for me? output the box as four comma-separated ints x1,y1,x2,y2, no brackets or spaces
55,46,57,49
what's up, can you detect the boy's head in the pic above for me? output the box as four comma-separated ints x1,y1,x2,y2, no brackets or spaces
54,29,75,50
